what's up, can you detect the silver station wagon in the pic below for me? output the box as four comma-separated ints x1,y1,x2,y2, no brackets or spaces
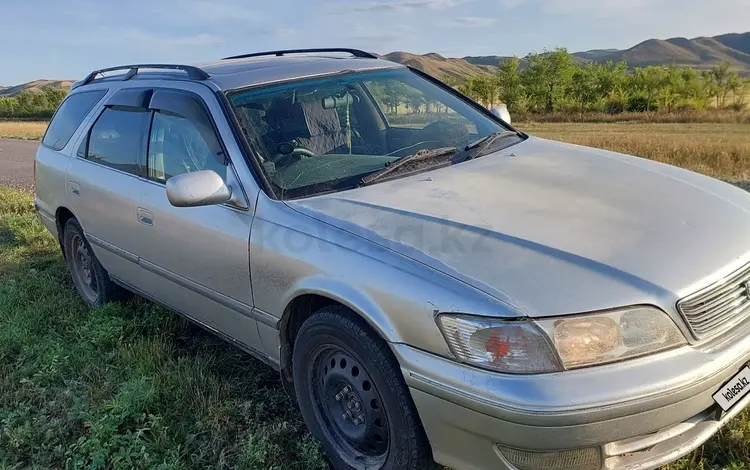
34,49,750,470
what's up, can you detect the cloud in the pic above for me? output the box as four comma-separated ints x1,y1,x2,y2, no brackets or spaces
332,0,467,13
540,0,653,18
329,23,411,51
59,0,260,25
259,28,298,37
58,28,224,48
443,16,497,27
175,0,260,22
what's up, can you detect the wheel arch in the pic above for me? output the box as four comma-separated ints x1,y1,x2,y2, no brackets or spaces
277,278,402,396
55,206,77,257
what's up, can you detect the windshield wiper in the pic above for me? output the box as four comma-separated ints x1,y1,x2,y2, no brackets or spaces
465,131,521,158
360,147,458,186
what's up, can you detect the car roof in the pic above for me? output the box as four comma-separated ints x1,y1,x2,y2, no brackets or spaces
72,53,405,93
199,55,404,91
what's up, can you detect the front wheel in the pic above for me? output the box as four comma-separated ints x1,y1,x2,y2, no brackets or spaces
293,306,436,470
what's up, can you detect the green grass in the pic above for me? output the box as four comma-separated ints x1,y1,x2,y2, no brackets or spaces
0,187,326,469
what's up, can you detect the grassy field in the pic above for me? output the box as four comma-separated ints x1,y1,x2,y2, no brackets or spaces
1,122,750,469
516,110,750,124
0,188,327,469
0,121,48,140
523,122,750,182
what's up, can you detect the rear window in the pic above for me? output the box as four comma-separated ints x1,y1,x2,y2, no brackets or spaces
86,107,148,175
42,90,107,151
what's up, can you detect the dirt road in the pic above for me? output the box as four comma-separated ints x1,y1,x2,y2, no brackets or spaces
0,139,38,190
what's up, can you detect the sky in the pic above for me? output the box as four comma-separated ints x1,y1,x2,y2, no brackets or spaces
1,0,749,85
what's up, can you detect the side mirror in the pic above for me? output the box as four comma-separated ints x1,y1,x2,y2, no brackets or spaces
166,170,232,207
489,105,511,125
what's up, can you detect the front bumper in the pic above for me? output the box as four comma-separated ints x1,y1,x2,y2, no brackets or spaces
394,322,750,470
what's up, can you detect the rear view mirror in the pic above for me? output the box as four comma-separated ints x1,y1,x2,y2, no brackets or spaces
166,170,232,207
490,105,512,125
322,93,354,109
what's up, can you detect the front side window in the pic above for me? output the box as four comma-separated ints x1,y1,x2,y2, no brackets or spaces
86,106,148,175
147,110,227,182
228,68,518,199
42,90,107,151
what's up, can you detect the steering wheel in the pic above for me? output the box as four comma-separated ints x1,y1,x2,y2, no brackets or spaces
291,147,316,159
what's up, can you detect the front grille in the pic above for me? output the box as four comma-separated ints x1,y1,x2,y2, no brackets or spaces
678,263,750,339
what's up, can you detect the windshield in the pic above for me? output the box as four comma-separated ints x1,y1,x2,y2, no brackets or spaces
227,68,520,199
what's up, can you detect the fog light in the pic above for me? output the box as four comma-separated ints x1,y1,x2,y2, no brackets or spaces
496,445,602,470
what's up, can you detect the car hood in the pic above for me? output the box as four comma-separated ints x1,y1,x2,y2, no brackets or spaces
286,137,750,317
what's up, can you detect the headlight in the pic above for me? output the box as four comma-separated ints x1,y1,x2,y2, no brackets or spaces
437,306,686,373
437,315,562,373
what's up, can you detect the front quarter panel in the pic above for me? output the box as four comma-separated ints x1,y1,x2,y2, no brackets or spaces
250,194,512,361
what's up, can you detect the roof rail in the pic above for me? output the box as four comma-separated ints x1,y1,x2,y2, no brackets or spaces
222,48,378,61
72,64,210,90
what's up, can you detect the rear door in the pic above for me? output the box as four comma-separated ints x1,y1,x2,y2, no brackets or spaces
129,85,263,353
35,88,108,237
65,89,151,280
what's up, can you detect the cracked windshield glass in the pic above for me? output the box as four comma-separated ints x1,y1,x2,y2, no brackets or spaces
228,68,517,198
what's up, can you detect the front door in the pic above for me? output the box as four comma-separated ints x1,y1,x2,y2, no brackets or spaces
129,86,262,354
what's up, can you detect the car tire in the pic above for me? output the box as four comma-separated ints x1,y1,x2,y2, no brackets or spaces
293,305,437,470
63,218,126,306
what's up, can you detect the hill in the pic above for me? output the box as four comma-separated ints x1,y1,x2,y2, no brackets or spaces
383,31,750,78
380,51,492,81
570,33,750,70
0,79,74,97
3,31,748,90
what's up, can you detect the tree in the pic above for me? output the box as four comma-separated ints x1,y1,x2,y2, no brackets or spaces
630,66,665,111
406,88,425,113
0,86,68,119
727,72,744,107
471,75,498,107
442,76,459,88
711,62,731,107
496,57,524,112
521,48,576,112
375,80,408,114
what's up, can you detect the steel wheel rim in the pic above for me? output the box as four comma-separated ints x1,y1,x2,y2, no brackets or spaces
70,234,98,303
310,345,390,466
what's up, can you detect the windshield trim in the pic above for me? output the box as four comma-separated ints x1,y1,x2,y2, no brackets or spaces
223,67,527,201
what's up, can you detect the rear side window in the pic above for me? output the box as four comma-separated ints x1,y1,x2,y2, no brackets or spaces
86,107,148,175
42,90,106,150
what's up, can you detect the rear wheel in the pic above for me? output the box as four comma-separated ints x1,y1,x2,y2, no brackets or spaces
63,218,126,306
293,306,436,470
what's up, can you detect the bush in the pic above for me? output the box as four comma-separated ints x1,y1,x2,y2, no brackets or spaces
605,96,627,114
626,94,652,112
675,101,700,113
452,50,749,120
728,102,747,112
0,87,66,120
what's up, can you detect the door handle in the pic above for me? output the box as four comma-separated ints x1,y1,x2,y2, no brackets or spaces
69,182,80,197
136,208,153,226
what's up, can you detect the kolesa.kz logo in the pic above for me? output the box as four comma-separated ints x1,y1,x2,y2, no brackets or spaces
722,376,750,402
